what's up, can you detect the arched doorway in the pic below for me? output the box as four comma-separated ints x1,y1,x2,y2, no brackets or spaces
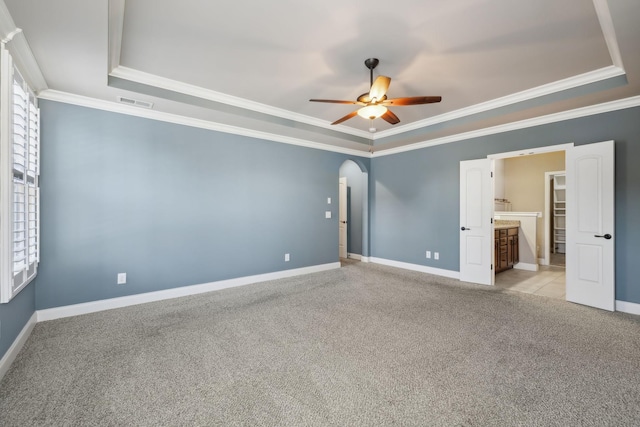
339,160,369,261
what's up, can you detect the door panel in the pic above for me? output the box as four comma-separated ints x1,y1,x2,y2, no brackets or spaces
339,177,347,259
566,140,614,311
460,159,493,285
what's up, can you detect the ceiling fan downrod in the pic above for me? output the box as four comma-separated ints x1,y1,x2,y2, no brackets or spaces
364,58,379,88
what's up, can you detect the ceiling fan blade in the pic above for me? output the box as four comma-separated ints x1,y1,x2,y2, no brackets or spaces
382,96,442,106
381,109,400,125
369,76,391,102
309,99,361,104
331,110,359,125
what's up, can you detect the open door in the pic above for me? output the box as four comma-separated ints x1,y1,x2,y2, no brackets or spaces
339,177,347,259
460,159,493,285
566,140,615,311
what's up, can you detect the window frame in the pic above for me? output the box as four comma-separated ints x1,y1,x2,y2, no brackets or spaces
0,43,40,303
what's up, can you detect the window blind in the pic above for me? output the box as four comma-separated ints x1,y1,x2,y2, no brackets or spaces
1,49,40,302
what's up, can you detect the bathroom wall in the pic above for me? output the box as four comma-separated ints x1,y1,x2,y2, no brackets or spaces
503,151,566,259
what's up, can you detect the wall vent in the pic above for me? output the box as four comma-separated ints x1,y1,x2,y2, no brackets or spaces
117,96,153,109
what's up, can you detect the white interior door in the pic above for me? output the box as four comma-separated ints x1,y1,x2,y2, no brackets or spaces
339,177,347,259
460,159,493,285
566,140,615,311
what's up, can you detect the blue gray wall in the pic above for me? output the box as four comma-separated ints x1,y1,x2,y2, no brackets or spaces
0,281,35,360
36,101,369,309
370,106,640,304
3,102,639,361
339,160,364,255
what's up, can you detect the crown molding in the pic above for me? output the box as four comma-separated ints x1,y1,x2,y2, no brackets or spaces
104,0,627,145
108,0,125,73
38,90,640,161
109,66,372,140
372,95,640,157
0,0,47,92
38,89,371,158
592,0,624,69
373,65,625,140
0,0,15,39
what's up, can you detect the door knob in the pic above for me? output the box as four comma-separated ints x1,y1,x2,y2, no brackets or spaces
594,233,612,239
461,227,470,231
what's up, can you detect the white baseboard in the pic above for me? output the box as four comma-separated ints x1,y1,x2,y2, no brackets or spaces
514,262,539,272
0,312,37,381
615,300,640,315
538,258,547,266
346,254,371,263
37,262,340,322
369,257,460,279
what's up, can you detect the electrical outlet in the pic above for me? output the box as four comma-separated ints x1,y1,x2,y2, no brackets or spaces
434,252,440,260
426,251,431,259
325,211,332,219
284,253,290,262
117,273,127,285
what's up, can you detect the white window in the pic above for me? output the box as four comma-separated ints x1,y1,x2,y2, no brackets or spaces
1,44,40,303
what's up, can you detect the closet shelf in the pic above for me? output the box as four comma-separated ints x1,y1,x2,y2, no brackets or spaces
553,172,566,254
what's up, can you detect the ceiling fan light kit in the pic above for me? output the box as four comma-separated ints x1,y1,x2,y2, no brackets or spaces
357,104,387,119
310,58,442,126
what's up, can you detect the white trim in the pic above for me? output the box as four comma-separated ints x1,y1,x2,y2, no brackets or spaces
0,312,36,381
373,96,640,157
538,258,547,266
37,90,371,157
373,66,625,140
494,211,542,218
108,0,125,73
110,66,371,140
0,4,47,92
513,262,539,272
369,257,460,280
100,0,626,145
615,300,640,316
347,253,362,260
38,89,640,160
488,144,574,159
0,46,12,303
36,262,340,322
592,0,624,69
0,1,16,39
360,256,370,263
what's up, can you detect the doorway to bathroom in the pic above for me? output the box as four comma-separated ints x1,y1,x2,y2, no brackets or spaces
493,151,566,300
460,141,615,311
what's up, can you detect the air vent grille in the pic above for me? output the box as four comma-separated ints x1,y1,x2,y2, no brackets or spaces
117,96,153,109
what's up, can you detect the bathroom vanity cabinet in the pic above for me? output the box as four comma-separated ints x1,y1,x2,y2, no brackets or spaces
495,226,519,273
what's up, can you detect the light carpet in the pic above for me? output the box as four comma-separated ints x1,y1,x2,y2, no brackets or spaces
1,261,639,426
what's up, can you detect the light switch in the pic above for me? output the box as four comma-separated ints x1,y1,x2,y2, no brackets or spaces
327,197,331,204
325,211,332,219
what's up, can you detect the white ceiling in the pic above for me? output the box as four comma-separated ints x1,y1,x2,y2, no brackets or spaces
2,0,639,154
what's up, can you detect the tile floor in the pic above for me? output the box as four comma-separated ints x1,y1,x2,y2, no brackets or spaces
494,265,566,300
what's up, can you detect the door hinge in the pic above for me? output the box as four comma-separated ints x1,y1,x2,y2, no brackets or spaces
491,171,493,178
491,218,493,224
491,264,493,270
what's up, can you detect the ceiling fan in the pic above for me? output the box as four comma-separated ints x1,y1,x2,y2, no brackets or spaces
310,58,442,126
